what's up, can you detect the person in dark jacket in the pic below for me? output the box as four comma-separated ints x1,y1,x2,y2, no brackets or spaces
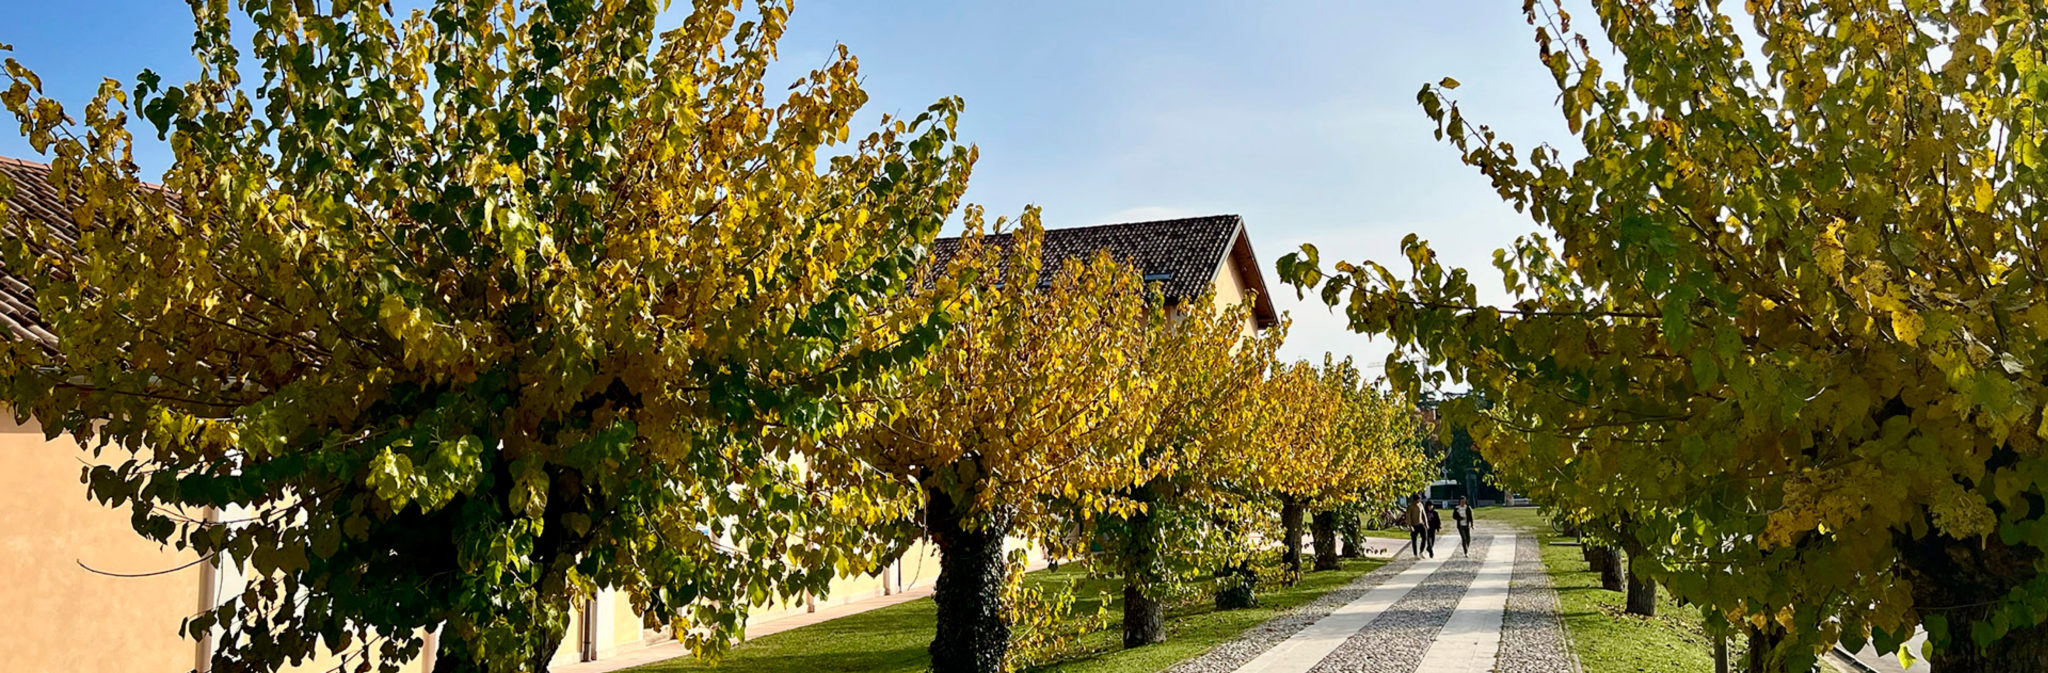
1423,502,1442,557
1405,494,1428,557
1453,497,1475,554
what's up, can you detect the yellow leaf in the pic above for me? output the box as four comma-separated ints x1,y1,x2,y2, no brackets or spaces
1892,309,1924,346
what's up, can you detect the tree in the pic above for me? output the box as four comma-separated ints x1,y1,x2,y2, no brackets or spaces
1257,358,1429,575
0,1,974,670
1086,291,1276,648
1279,1,2048,669
1419,391,1498,502
831,212,1159,673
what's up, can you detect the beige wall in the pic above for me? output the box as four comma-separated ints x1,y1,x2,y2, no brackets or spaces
747,538,948,628
0,414,201,673
2,408,1070,672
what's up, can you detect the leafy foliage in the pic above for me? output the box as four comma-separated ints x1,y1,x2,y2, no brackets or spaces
1002,560,1109,672
833,211,1160,672
1280,0,2048,668
1082,292,1276,633
836,210,1160,539
1254,358,1430,511
0,0,974,670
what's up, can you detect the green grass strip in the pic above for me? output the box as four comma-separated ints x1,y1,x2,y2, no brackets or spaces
626,558,1385,673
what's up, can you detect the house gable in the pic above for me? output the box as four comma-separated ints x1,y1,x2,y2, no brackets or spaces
929,214,1280,329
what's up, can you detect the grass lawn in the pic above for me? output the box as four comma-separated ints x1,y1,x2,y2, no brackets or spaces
1541,535,1724,672
1470,504,1550,531
1476,504,1769,673
624,558,1384,673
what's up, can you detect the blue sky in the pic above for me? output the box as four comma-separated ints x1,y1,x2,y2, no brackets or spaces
1,1,1588,372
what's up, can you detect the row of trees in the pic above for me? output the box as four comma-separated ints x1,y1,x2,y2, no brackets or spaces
831,214,1429,668
0,1,1428,672
1281,1,2048,671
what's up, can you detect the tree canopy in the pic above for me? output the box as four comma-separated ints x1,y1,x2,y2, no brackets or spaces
1256,358,1427,512
833,211,1160,673
1280,1,2048,669
0,0,973,670
1085,289,1274,647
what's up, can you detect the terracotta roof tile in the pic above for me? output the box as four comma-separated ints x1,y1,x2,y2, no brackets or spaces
0,157,75,353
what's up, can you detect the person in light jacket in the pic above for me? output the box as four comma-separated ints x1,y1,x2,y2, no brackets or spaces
1405,494,1428,557
1453,496,1475,555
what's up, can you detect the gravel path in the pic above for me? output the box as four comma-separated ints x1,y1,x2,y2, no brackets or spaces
1166,523,1578,673
1163,555,1421,673
1497,534,1578,673
1306,536,1492,673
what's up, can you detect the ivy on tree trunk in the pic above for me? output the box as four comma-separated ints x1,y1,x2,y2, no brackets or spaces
1119,502,1166,648
1213,562,1257,610
927,492,1012,673
1280,496,1306,575
1310,510,1341,571
1339,512,1363,559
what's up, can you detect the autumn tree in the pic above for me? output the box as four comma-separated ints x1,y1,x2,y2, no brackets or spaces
1258,358,1427,575
1085,293,1275,648
1281,1,2048,670
829,212,1158,673
0,0,974,671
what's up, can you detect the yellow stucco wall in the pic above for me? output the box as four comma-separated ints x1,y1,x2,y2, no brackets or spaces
0,414,202,673
1211,249,1262,335
746,537,950,629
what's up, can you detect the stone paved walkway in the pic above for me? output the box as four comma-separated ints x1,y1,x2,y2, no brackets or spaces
1227,550,1452,672
1180,525,1575,673
1411,534,1517,673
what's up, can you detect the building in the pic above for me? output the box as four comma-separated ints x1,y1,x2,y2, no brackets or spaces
930,215,1280,333
0,153,1279,671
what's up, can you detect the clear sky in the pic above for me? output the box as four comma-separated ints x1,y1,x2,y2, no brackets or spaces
1,0,1590,373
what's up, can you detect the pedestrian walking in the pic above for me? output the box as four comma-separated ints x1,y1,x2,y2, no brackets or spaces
1453,496,1474,555
1424,502,1441,557
1405,494,1428,557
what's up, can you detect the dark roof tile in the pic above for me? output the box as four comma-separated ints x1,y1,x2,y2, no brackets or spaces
932,214,1278,328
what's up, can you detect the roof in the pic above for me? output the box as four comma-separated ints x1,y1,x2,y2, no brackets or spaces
0,157,77,352
931,215,1280,329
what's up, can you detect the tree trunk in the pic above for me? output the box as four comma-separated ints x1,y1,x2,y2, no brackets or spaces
1120,497,1165,648
1280,496,1305,574
1311,510,1341,571
1624,563,1656,616
928,490,1012,673
1743,624,1785,673
1213,562,1257,610
1898,519,2048,673
1121,583,1165,648
430,587,574,673
431,628,480,673
1617,531,1655,616
1595,546,1624,592
1339,513,1363,558
475,466,594,673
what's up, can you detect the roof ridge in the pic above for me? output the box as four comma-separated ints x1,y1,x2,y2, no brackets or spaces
930,214,1242,243
1040,213,1240,233
0,154,175,195
0,156,54,171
